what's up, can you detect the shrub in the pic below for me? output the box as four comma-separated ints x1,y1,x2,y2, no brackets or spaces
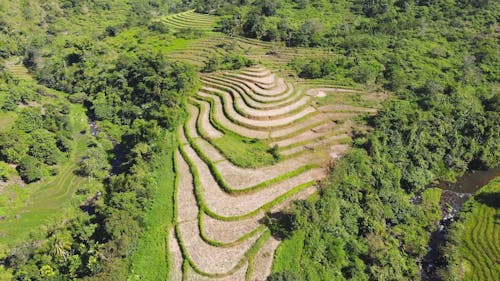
0,161,16,181
148,21,169,33
174,28,204,39
17,156,46,183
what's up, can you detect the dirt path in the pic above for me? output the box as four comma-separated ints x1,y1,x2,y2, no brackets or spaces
250,237,281,281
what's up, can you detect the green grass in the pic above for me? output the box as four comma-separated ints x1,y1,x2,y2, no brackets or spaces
445,177,500,281
0,111,16,131
188,100,277,168
271,229,305,275
211,133,276,168
313,90,380,108
0,100,98,246
128,133,177,281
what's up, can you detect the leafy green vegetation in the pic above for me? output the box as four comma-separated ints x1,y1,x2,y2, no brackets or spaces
0,0,498,280
0,1,201,280
211,134,276,168
0,100,96,247
439,178,500,281
202,54,255,73
128,134,177,281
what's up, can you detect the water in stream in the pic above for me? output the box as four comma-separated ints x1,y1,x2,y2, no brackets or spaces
421,167,500,280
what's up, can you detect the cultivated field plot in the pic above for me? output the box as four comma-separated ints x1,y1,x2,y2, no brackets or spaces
160,11,333,69
160,10,218,31
170,65,385,280
161,10,387,281
453,179,500,281
0,61,97,246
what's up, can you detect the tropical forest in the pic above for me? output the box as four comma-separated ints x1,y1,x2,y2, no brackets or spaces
0,0,498,280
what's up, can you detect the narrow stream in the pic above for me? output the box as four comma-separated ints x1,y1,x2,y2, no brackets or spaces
86,117,123,174
421,167,500,280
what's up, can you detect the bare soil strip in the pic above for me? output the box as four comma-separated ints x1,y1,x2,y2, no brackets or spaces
197,91,320,131
269,185,319,213
271,121,338,147
176,150,199,223
280,133,350,156
168,228,183,280
240,69,272,78
215,74,291,98
201,81,304,111
176,149,261,275
196,100,223,139
203,75,293,102
201,212,264,244
328,144,351,160
269,113,337,139
319,104,377,113
194,93,270,139
179,221,259,274
178,125,189,145
306,87,363,96
187,103,201,135
224,75,289,97
183,143,325,217
169,229,184,281
185,262,249,281
225,72,277,86
214,153,323,190
249,236,281,281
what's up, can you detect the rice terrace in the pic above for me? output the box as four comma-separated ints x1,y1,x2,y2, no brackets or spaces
0,1,498,281
152,10,384,279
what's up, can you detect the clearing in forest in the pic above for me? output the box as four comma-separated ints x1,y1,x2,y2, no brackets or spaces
161,11,386,280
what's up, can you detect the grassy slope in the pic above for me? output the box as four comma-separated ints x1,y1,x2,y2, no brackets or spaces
445,177,500,281
128,133,177,281
0,102,96,246
0,63,100,246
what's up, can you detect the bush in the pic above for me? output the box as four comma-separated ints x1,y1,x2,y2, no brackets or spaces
202,57,220,73
29,129,63,165
148,21,169,33
267,272,300,281
221,54,254,70
289,57,338,79
0,161,16,181
14,108,43,133
67,92,88,104
17,156,46,183
174,28,204,39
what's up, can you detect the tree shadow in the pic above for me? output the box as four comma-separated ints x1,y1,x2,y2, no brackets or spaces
259,211,296,240
474,192,500,209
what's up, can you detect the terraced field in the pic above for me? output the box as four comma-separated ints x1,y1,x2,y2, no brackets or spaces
450,178,500,281
161,10,218,31
156,10,387,280
169,65,385,280
161,11,333,69
0,61,96,246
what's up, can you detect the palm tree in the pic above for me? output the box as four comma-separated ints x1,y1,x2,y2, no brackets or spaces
49,232,72,261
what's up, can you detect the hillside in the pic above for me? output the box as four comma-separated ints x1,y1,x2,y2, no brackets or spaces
441,178,500,281
0,0,498,281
